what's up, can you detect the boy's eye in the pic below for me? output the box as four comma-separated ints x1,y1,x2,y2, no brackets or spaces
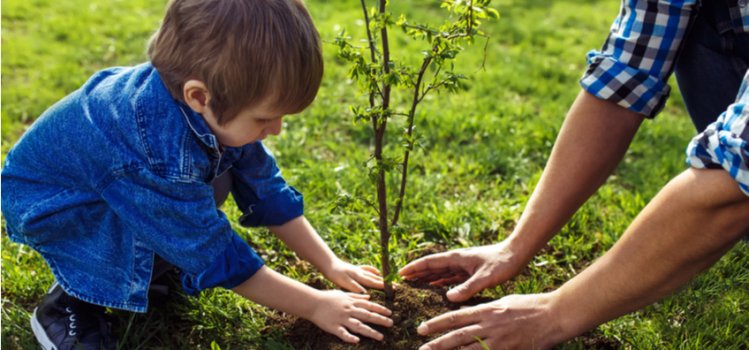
258,116,281,124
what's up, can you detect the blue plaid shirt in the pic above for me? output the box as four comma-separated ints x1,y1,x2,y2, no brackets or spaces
580,0,749,117
687,70,749,196
580,0,749,196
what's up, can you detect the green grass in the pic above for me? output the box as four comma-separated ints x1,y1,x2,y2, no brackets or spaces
3,0,748,349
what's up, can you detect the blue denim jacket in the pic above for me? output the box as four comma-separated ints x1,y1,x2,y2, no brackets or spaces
1,63,304,312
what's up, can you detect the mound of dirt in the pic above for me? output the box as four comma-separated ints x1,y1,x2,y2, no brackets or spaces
266,280,491,350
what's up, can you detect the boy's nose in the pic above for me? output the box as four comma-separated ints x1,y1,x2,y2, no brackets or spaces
266,117,284,136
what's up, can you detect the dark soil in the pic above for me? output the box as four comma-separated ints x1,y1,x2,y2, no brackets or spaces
266,280,491,350
266,244,619,350
265,278,620,350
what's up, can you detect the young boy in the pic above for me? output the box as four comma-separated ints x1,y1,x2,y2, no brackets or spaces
1,0,393,349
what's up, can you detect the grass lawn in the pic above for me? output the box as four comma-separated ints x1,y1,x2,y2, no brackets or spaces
2,0,748,349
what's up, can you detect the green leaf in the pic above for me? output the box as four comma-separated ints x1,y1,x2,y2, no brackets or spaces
486,8,500,19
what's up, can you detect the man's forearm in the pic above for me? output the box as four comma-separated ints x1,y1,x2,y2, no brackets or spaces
507,90,644,261
551,168,749,340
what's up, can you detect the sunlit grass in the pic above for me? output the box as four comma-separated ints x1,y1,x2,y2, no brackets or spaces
2,0,747,349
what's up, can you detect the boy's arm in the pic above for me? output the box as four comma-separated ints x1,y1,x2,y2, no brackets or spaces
269,216,335,270
228,143,382,292
230,142,304,227
269,216,385,293
232,265,392,343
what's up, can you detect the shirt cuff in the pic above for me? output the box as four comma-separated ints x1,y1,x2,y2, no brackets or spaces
686,105,749,197
238,186,304,227
180,232,264,294
580,52,671,118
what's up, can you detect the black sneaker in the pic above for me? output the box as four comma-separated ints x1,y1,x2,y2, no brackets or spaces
31,283,116,350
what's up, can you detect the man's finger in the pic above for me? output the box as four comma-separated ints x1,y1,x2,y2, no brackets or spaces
428,274,470,287
400,268,454,281
455,341,487,350
399,252,455,276
446,272,490,303
418,324,484,350
417,307,480,336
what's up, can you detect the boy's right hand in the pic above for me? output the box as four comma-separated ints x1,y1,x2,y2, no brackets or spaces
309,290,393,343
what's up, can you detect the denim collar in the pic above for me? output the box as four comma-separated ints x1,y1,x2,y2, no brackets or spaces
138,63,221,153
139,63,226,155
177,102,221,153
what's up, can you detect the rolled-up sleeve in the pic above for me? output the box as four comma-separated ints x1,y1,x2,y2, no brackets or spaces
687,72,749,196
180,232,264,294
230,142,304,227
101,168,265,293
580,0,698,117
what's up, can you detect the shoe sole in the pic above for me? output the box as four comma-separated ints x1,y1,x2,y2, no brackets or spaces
30,307,57,350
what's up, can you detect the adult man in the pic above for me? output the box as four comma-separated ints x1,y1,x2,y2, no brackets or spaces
400,1,749,349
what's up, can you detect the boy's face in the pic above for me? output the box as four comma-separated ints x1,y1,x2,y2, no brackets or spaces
202,102,285,147
183,80,286,147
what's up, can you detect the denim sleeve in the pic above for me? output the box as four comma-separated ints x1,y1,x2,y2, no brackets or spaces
180,232,264,294
101,168,264,291
230,142,304,227
580,0,697,117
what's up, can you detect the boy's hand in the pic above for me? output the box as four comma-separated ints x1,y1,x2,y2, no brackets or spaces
310,290,393,343
321,259,385,293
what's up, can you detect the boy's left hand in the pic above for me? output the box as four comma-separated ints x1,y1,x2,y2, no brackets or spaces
322,259,384,293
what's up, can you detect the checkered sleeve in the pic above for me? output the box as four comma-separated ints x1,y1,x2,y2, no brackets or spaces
580,0,698,118
727,1,749,33
687,70,749,197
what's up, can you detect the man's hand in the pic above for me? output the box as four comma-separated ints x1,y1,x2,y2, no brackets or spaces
321,258,385,293
416,169,749,349
309,290,393,343
415,293,562,350
399,242,527,302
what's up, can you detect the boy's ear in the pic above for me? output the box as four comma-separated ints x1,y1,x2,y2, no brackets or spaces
183,80,211,114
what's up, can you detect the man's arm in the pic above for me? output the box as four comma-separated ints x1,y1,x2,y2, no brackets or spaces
401,91,644,301
553,168,749,338
504,90,644,265
415,168,749,350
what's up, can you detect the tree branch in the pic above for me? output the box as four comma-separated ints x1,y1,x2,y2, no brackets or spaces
391,55,431,227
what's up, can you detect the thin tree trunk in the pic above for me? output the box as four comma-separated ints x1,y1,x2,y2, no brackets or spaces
376,0,394,300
